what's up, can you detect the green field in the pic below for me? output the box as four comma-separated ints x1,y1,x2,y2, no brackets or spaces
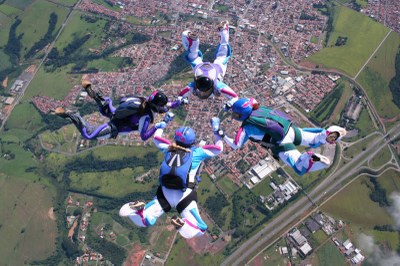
315,242,346,266
217,176,239,197
251,176,274,197
0,175,57,265
16,0,69,59
4,0,34,10
356,31,400,122
322,177,393,227
24,64,81,100
0,3,22,16
353,107,376,138
368,144,392,169
342,134,378,159
310,82,344,124
308,5,389,77
377,169,400,195
3,102,45,140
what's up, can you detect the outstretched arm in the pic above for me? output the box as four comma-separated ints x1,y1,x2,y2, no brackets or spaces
138,115,156,141
219,84,239,103
178,82,195,99
201,132,224,156
224,127,247,150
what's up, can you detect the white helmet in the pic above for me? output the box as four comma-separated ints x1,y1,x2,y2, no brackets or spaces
326,126,347,143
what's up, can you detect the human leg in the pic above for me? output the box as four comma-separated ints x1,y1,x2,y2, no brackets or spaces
279,149,330,176
176,201,207,239
119,199,165,227
182,30,203,67
213,20,231,78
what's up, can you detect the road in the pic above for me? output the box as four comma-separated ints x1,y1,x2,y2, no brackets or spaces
0,0,82,131
222,122,400,266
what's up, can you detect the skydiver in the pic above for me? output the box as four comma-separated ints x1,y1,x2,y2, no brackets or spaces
52,78,183,141
179,20,238,110
119,122,224,238
214,98,346,176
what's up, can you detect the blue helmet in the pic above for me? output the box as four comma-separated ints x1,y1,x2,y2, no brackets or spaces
232,98,253,121
174,127,196,147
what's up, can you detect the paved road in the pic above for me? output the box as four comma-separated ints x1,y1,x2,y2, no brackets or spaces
222,122,400,266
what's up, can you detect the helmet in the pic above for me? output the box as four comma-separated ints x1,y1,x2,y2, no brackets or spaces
174,127,196,147
194,63,217,99
148,91,168,112
231,98,254,121
326,126,347,144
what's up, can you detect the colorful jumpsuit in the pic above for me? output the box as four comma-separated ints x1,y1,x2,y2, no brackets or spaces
179,25,238,103
224,124,334,176
119,128,224,238
65,97,181,141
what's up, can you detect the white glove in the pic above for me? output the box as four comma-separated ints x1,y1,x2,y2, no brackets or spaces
210,117,220,132
177,96,189,105
163,112,175,123
155,121,167,129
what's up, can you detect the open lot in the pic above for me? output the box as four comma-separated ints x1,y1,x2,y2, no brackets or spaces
308,5,389,77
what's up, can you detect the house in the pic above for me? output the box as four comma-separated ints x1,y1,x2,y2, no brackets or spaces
305,217,320,233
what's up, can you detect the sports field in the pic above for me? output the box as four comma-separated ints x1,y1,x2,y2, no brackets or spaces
356,31,400,123
308,5,389,77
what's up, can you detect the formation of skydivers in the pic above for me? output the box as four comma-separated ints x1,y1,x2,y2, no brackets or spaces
54,21,346,239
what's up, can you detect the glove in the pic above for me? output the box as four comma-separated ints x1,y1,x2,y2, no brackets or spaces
223,102,232,111
210,117,220,132
155,121,167,129
163,112,175,123
177,96,189,105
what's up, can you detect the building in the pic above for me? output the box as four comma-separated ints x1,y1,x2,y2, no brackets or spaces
305,217,320,233
343,239,353,250
290,229,307,246
298,242,312,257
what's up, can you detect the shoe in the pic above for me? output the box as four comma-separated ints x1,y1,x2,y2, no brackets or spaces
171,216,185,229
81,80,97,99
129,201,145,211
217,20,229,32
311,153,330,165
182,30,198,51
51,107,72,118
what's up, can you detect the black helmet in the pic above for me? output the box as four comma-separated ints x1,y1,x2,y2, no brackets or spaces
194,76,214,99
148,91,168,112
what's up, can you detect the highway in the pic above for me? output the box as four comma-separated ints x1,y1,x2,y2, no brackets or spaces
222,122,400,266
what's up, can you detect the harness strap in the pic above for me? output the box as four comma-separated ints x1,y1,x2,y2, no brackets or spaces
176,190,197,214
156,186,171,212
270,143,297,156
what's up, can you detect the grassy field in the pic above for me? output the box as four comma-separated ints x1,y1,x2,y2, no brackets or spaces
68,167,158,197
251,176,274,197
310,82,344,124
4,0,34,10
0,175,57,265
54,10,108,53
321,177,393,227
370,230,399,250
51,0,79,7
328,80,353,124
166,236,225,266
368,144,392,169
342,134,378,159
377,169,400,195
217,176,239,197
308,5,389,77
353,107,376,139
16,0,69,59
0,3,23,16
3,102,45,141
24,64,81,100
314,242,346,266
356,31,400,122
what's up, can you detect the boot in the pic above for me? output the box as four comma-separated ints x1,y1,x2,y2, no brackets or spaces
82,79,105,106
52,107,86,132
171,216,185,229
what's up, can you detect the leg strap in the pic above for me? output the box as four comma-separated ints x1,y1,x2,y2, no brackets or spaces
177,190,197,214
156,186,171,212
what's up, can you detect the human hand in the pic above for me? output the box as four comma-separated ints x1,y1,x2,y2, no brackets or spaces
155,121,167,129
163,112,175,123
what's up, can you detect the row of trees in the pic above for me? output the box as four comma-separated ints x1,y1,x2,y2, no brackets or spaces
389,48,400,108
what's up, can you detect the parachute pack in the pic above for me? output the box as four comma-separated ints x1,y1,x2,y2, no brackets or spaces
159,149,194,190
113,97,143,119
